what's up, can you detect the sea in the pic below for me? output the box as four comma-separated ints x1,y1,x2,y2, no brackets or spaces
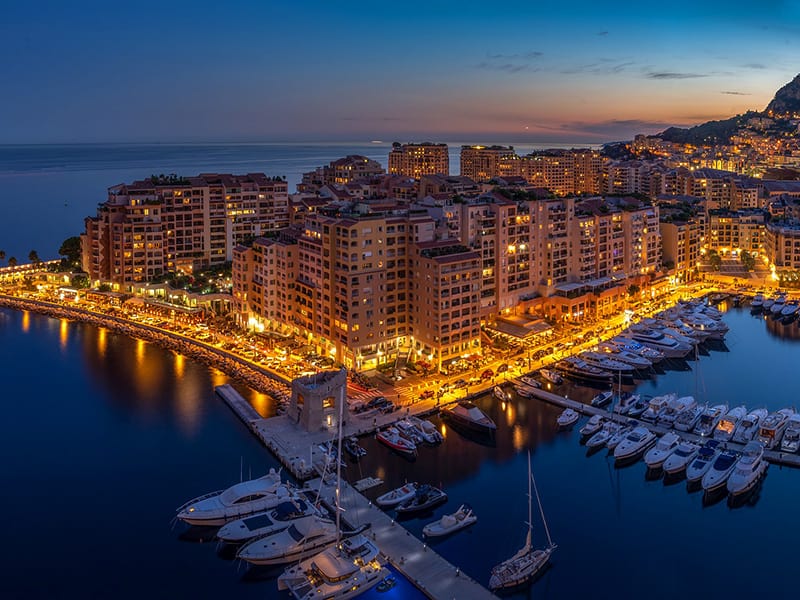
1,144,798,599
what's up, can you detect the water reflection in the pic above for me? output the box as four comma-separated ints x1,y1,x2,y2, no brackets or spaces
59,318,68,350
97,327,107,356
21,310,29,332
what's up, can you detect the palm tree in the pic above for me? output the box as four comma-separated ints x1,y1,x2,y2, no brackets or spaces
0,249,5,264
8,257,18,267
28,250,40,265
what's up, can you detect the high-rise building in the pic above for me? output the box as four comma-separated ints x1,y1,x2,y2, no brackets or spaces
521,149,604,195
460,145,520,181
299,155,385,191
388,142,449,178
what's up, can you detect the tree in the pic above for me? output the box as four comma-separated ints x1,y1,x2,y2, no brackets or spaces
0,250,5,264
709,253,722,271
8,257,17,267
28,250,40,265
627,284,640,298
740,250,756,271
58,236,82,266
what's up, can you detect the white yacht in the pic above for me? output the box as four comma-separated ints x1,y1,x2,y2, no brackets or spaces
590,390,614,408
758,408,796,449
641,394,676,423
732,408,769,444
594,345,652,369
539,369,563,385
176,469,292,526
237,516,340,566
606,421,636,450
614,427,657,462
217,498,319,544
613,392,640,416
658,396,697,428
750,293,764,311
579,351,635,374
606,338,665,363
644,432,682,468
277,534,388,600
712,405,748,441
727,442,768,496
375,482,418,508
663,441,701,475
686,441,721,484
781,300,799,318
520,376,541,388
586,421,624,449
617,330,691,358
673,405,704,432
693,404,728,437
579,414,605,437
770,294,787,315
557,408,580,428
701,450,739,492
407,416,444,444
422,504,477,538
494,385,509,401
780,414,800,453
627,396,650,419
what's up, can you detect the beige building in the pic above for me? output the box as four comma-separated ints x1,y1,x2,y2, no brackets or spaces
706,210,765,255
388,143,449,178
299,155,385,191
460,145,520,181
660,220,703,282
522,149,603,195
765,221,800,270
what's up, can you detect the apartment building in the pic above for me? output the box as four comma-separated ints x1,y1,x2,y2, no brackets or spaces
82,173,289,286
522,149,604,195
660,219,703,282
765,221,800,270
706,210,765,254
460,145,520,181
299,155,385,191
388,142,449,178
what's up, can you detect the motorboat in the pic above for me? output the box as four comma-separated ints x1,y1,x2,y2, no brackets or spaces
376,427,417,458
394,419,425,445
594,345,652,369
686,440,721,483
520,376,542,388
618,329,692,358
781,300,799,318
176,468,292,526
732,408,769,444
343,436,366,459
750,292,764,311
763,296,775,311
489,452,555,591
494,385,509,401
673,405,704,432
780,414,800,453
663,441,701,475
693,404,728,437
606,338,665,363
422,504,477,538
556,408,580,428
407,416,443,444
375,482,418,508
555,356,613,384
586,421,624,449
440,401,496,434
217,498,319,544
641,393,676,423
713,405,748,442
727,441,768,496
613,427,657,462
590,390,614,408
395,484,447,514
579,351,635,374
770,294,787,316
757,408,796,449
644,432,682,468
515,385,537,398
277,533,388,599
237,515,340,566
701,449,739,492
579,414,605,437
658,396,697,428
539,369,563,385
606,421,637,450
627,396,650,418
613,392,640,416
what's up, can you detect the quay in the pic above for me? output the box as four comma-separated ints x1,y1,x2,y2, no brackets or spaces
527,386,800,468
216,384,262,424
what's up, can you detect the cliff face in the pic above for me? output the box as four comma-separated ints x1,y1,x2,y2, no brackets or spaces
766,74,800,116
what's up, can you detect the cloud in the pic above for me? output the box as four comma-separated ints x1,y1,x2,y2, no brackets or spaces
561,60,635,75
743,63,767,69
597,31,609,36
486,51,543,60
646,71,708,80
721,91,751,96
475,62,538,73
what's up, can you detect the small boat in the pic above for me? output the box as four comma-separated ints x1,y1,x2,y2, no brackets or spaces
713,405,748,441
727,441,768,496
440,401,497,434
780,414,800,453
555,356,613,384
422,504,477,538
520,376,541,388
693,404,728,437
375,482,418,508
217,498,319,544
557,408,580,428
343,436,366,459
395,484,447,515
701,449,739,492
627,396,650,418
606,421,636,450
407,416,444,444
674,405,704,432
376,427,417,458
662,441,701,475
732,408,769,444
376,576,396,592
515,385,536,398
395,419,425,445
750,293,764,312
644,432,682,468
591,390,614,408
614,427,657,462
579,414,605,437
757,408,796,449
586,420,624,449
686,440,721,483
539,369,563,385
613,392,640,416
494,385,508,401
579,351,636,374
641,394,676,423
658,396,696,428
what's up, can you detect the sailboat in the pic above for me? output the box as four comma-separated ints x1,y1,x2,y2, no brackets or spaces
277,377,389,599
489,452,556,590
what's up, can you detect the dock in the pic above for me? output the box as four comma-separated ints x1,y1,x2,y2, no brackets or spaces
215,384,262,424
308,476,496,600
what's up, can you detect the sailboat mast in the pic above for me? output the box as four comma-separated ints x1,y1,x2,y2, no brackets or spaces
335,373,346,538
526,451,532,549
530,466,554,548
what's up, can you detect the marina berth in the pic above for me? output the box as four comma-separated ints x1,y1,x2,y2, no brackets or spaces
613,427,657,462
394,418,425,445
644,432,681,469
627,396,650,418
422,504,477,538
727,442,768,496
606,421,636,450
216,498,319,544
732,408,769,444
713,405,748,441
586,420,624,449
515,384,537,398
779,414,800,453
693,404,728,437
686,440,722,484
701,449,739,492
613,391,640,415
375,483,418,508
757,408,796,449
641,393,676,423
662,441,701,475
406,416,443,444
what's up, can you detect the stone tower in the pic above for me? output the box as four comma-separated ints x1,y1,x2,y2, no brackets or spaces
289,368,350,432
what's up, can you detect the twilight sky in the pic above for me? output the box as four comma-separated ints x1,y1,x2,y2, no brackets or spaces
1,0,798,144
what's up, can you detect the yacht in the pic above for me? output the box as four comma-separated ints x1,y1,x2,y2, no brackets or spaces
644,432,682,468
422,504,477,538
613,427,657,462
395,484,447,515
693,404,728,437
606,338,665,363
590,390,614,408
493,385,509,401
539,369,563,385
701,450,739,492
176,468,292,526
713,405,748,441
606,421,637,450
780,414,800,453
579,414,605,437
641,393,676,423
673,404,704,432
662,441,701,475
375,483,418,508
727,442,768,496
732,408,769,444
614,392,640,416
586,421,624,449
750,292,764,312
407,416,443,444
217,498,319,544
277,534,388,600
520,376,541,388
556,408,580,428
394,419,424,445
686,440,722,483
579,351,636,374
343,437,367,459
376,427,417,458
594,345,652,369
440,401,496,434
617,330,691,358
762,296,775,311
515,385,536,398
627,395,650,418
555,356,613,384
758,408,796,449
237,516,340,566
770,294,787,316
781,300,799,319
658,396,697,428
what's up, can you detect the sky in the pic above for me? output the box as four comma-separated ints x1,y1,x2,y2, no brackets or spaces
1,0,798,144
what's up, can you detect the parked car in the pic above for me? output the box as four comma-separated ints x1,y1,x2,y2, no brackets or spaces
480,369,494,380
497,363,509,373
418,390,435,400
453,379,468,389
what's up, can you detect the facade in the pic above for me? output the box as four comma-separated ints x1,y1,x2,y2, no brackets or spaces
388,143,449,178
299,155,385,191
660,220,703,282
460,145,520,181
82,173,289,286
765,220,800,270
706,210,765,255
521,149,604,196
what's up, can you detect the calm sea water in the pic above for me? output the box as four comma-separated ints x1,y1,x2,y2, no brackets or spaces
2,302,800,599
0,141,592,261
